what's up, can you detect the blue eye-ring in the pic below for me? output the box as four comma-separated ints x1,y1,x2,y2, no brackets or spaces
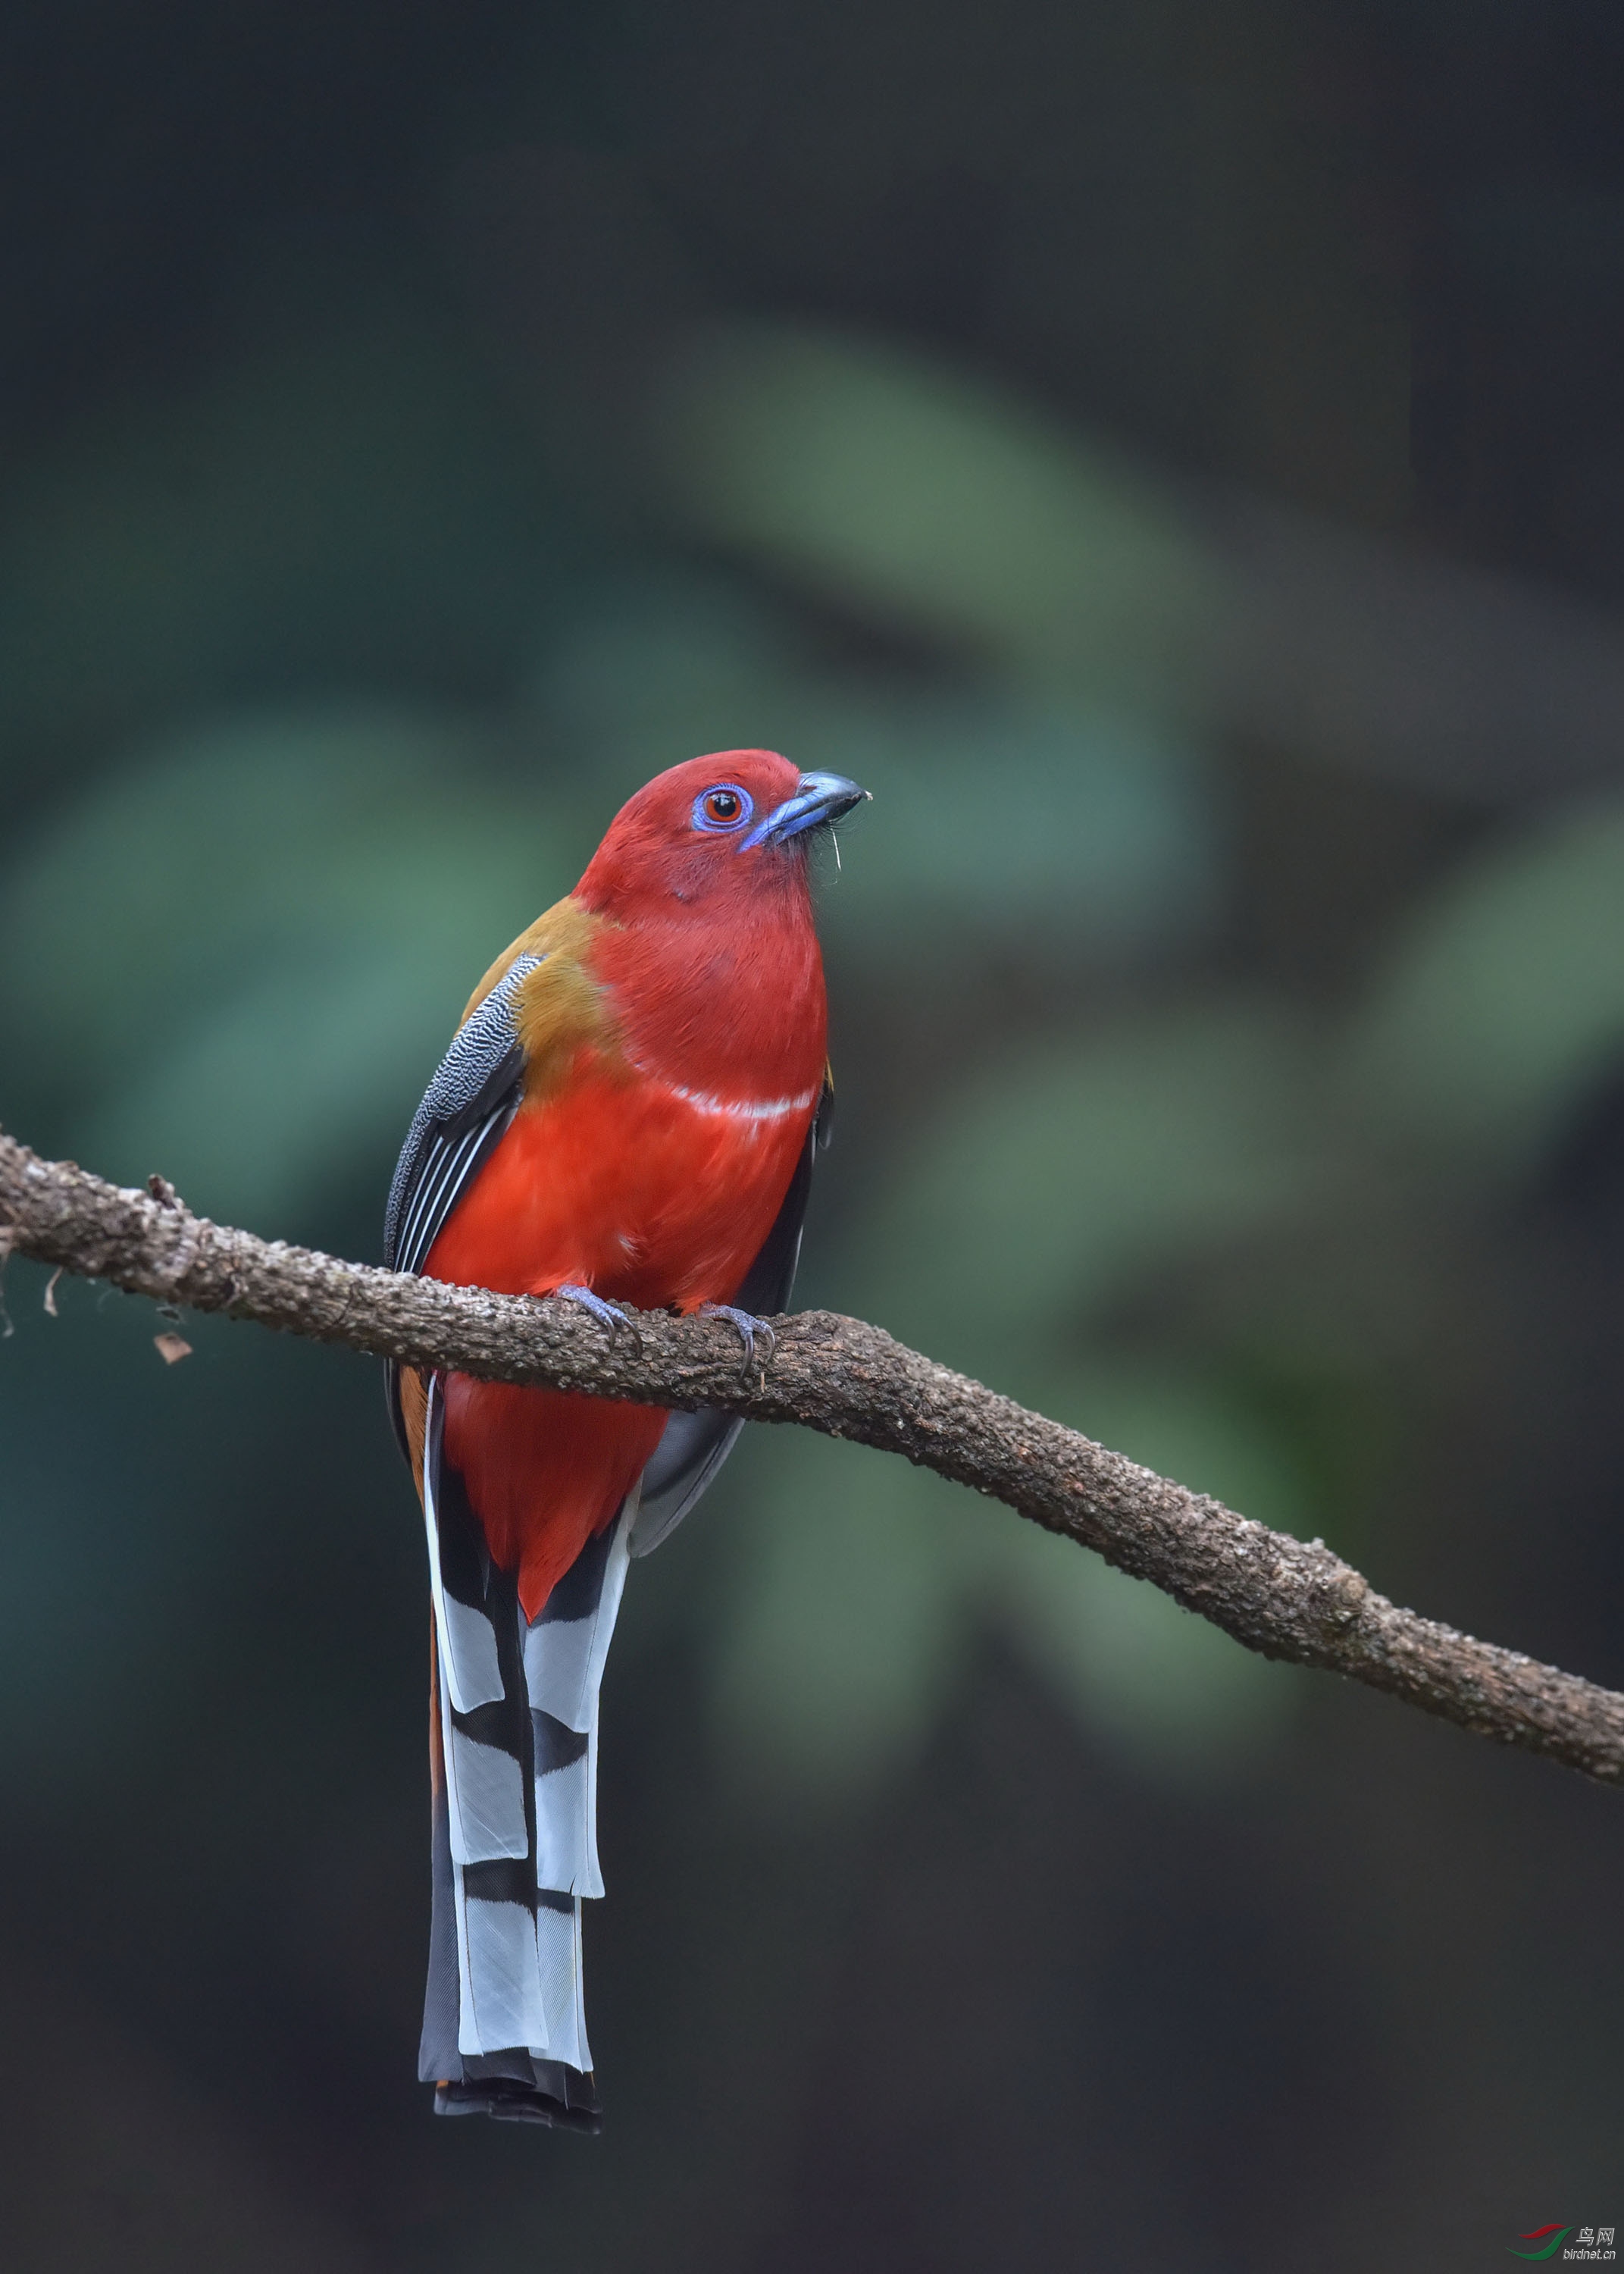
691,783,754,833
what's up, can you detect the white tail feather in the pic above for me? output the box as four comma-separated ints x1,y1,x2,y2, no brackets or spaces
424,1369,634,2070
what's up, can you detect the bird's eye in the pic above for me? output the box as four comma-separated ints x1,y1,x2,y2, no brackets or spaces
692,784,754,833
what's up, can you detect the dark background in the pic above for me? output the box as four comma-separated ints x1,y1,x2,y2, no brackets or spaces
1,2,1622,2266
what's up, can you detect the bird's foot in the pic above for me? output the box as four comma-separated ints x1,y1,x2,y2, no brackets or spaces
699,1301,777,1382
556,1283,643,1357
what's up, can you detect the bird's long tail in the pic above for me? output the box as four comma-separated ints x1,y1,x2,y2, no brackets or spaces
418,1375,631,2126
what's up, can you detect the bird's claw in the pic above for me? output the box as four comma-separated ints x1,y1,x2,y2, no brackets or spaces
556,1283,643,1357
699,1302,776,1383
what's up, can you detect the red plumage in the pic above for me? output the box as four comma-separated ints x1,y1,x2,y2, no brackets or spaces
418,750,831,1618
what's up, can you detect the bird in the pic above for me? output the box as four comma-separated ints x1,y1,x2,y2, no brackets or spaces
383,750,868,2126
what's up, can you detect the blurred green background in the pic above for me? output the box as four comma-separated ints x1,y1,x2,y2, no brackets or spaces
2,2,1623,2266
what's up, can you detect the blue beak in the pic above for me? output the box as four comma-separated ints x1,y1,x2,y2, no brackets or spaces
740,771,871,850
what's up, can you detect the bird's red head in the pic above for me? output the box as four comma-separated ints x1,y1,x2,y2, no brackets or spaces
574,750,868,922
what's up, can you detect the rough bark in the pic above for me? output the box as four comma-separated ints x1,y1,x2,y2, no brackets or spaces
3,1127,1622,1787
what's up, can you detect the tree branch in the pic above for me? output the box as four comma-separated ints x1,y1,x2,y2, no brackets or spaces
2,1127,1621,1787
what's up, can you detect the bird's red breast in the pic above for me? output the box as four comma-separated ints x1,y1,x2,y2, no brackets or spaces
413,750,830,1618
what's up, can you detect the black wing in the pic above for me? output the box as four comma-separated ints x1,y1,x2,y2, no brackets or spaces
383,952,543,1455
630,1073,834,1558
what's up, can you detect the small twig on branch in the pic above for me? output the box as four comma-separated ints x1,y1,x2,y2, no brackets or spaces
2,1126,1622,1787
